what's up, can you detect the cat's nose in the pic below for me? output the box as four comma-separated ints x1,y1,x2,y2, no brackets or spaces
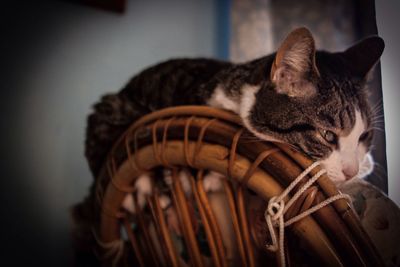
342,165,359,180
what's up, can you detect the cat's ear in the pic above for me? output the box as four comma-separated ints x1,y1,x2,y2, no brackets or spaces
342,36,385,79
270,27,320,98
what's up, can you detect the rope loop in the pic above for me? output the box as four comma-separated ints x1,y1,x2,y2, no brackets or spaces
264,161,351,267
267,196,285,222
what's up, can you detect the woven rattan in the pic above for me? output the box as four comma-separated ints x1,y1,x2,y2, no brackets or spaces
79,106,383,267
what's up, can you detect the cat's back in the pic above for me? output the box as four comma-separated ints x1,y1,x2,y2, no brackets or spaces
120,58,231,107
86,58,231,177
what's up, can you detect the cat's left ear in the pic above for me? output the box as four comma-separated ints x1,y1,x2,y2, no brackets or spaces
342,36,385,79
271,27,320,98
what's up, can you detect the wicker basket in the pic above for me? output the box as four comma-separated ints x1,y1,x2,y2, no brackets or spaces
74,106,384,267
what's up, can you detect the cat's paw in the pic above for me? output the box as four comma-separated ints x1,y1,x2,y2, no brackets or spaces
203,171,225,192
122,173,153,213
163,168,192,196
158,194,171,210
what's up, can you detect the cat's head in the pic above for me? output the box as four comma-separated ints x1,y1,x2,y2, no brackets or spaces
242,27,384,184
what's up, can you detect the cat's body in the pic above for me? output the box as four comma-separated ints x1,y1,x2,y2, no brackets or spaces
85,57,267,177
86,27,384,185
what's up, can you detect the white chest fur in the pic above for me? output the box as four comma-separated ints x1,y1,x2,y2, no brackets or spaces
207,84,280,143
206,86,240,113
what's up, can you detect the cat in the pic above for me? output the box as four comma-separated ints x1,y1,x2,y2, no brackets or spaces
86,27,384,186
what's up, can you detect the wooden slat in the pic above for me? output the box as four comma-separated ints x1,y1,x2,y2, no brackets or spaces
197,173,229,267
132,194,160,267
122,218,146,267
171,169,204,267
147,195,170,266
237,185,256,267
222,179,248,267
190,172,222,267
151,192,180,267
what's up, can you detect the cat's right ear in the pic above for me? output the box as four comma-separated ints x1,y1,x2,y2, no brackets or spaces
342,36,385,80
270,27,320,98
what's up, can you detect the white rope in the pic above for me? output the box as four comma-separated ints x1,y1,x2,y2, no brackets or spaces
264,161,352,267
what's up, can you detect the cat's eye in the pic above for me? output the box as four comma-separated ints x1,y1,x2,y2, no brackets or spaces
359,131,370,142
320,129,337,145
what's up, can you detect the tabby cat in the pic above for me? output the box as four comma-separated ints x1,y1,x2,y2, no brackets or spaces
86,27,384,185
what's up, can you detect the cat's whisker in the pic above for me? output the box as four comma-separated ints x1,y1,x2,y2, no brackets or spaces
371,110,384,116
371,114,384,123
370,98,383,113
371,124,385,129
370,123,384,128
371,107,383,116
370,127,385,132
371,97,383,107
372,162,387,176
372,125,385,130
371,121,385,125
370,109,384,121
373,161,387,174
370,118,385,123
371,104,383,115
366,125,385,131
371,119,384,124
370,115,385,121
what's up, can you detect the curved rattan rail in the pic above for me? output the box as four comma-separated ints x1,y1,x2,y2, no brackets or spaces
89,106,383,267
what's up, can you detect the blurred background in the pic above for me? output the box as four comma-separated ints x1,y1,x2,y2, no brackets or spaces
0,0,398,266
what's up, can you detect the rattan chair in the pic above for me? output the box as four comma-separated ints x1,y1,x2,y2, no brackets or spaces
74,106,384,267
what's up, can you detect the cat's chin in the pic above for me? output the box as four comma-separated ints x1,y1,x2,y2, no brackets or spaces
325,171,348,186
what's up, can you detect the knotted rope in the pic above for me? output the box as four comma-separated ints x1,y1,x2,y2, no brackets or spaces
264,161,352,267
